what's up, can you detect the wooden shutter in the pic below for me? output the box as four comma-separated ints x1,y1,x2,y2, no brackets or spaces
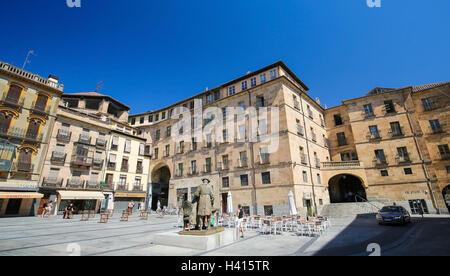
18,150,32,170
0,112,13,133
26,120,41,139
6,85,22,103
35,94,49,111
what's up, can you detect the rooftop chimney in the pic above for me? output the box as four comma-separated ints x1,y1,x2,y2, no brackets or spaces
48,75,59,83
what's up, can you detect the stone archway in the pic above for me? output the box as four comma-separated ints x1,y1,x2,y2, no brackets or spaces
150,163,171,210
328,174,366,203
443,185,450,214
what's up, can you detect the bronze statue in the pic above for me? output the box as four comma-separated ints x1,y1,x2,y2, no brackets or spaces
193,178,214,230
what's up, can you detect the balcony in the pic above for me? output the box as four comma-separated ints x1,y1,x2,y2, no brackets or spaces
300,154,308,165
217,161,230,171
96,137,107,148
56,129,71,142
203,164,212,174
259,154,270,165
0,127,44,143
367,132,382,141
70,155,93,167
107,162,116,170
66,178,85,189
11,162,33,173
136,165,143,174
188,167,199,176
30,100,51,116
322,161,361,169
120,164,129,172
102,182,114,190
133,185,143,192
388,127,404,138
78,134,91,145
373,157,388,167
116,183,129,191
237,158,248,168
50,151,66,165
396,154,411,164
0,93,25,112
92,158,103,170
85,182,101,190
362,111,375,119
42,178,64,188
311,133,317,142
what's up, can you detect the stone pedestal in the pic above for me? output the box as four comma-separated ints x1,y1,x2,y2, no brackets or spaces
152,227,236,251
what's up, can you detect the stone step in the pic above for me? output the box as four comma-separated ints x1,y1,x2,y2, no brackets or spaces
320,201,390,219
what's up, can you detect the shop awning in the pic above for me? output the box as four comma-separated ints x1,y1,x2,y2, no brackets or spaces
114,192,147,198
0,192,43,199
58,190,105,200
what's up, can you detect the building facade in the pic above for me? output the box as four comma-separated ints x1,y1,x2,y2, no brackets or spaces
39,92,151,214
0,61,63,217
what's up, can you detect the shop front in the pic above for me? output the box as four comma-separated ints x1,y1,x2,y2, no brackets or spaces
57,190,105,214
0,191,43,217
113,191,147,212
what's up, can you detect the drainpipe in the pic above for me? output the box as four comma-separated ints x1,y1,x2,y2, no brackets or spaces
248,91,258,215
300,95,318,216
403,90,440,214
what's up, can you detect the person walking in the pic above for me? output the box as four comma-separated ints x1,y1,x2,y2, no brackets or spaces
418,202,424,219
128,201,134,214
41,201,48,218
236,204,245,238
47,201,53,217
64,203,74,219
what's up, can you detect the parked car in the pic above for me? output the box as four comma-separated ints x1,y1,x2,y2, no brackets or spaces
376,206,411,225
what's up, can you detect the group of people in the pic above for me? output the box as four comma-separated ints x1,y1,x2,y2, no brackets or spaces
127,201,144,214
40,201,53,218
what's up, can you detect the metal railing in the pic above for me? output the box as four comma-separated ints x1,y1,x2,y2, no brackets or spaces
70,155,93,166
56,129,71,142
322,161,361,168
50,152,66,164
42,178,64,188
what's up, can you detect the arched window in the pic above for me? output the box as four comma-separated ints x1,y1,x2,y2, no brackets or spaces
34,94,49,111
0,112,13,134
6,84,22,104
26,119,42,139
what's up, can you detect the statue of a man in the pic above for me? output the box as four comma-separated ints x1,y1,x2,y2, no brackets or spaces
194,178,214,230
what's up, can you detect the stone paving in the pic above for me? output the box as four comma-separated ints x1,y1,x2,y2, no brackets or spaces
0,213,445,256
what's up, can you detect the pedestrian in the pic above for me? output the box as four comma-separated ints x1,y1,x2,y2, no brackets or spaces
47,201,53,217
418,202,424,219
64,203,74,219
157,200,161,211
41,201,48,218
128,201,134,214
236,204,245,238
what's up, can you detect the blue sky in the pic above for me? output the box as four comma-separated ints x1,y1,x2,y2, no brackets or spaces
1,0,449,114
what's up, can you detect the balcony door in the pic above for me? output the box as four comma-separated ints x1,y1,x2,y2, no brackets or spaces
0,112,13,134
34,94,49,111
6,84,22,104
26,119,41,139
18,149,32,171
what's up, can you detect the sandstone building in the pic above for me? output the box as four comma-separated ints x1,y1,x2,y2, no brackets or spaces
0,62,63,217
130,62,449,216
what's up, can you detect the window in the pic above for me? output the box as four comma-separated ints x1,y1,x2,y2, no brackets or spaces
155,114,159,121
191,138,197,151
337,132,347,146
239,101,246,109
153,148,159,159
262,172,271,184
0,112,13,132
34,94,49,111
149,115,153,122
421,98,434,111
438,145,450,159
165,145,170,157
238,125,246,140
240,174,249,186
26,119,41,139
375,149,386,163
369,125,380,138
446,166,450,173
222,129,228,142
397,147,409,162
222,177,229,188
390,122,403,136
319,199,323,206
317,174,321,184
206,93,212,103
258,119,267,135
381,170,389,176
6,84,22,103
250,77,257,88
124,139,131,153
264,206,273,216
85,99,100,110
177,163,183,177
155,130,160,141
260,73,266,84
302,171,308,183
179,141,185,153
363,104,374,116
140,117,144,124
131,118,136,125
429,120,441,132
166,126,171,137
241,81,247,91
205,157,212,173
228,86,236,96
214,91,221,101
409,199,429,214
191,160,197,174
270,69,277,80
404,168,413,175
111,136,119,151
161,112,165,120
333,114,343,126
384,100,396,113
256,96,265,108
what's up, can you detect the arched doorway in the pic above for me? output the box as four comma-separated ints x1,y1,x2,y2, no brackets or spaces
151,164,171,210
443,186,450,214
328,174,366,203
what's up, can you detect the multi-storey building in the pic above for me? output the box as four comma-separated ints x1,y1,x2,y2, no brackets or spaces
39,92,151,214
323,83,450,214
0,61,63,217
130,61,330,216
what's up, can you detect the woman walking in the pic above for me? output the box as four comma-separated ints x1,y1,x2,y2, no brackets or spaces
236,204,245,238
